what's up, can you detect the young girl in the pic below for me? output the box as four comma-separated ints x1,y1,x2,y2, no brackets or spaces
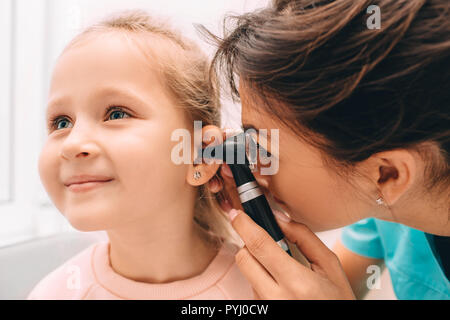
27,10,254,300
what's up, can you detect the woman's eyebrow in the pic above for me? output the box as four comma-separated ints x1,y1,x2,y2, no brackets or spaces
242,123,272,140
242,123,257,132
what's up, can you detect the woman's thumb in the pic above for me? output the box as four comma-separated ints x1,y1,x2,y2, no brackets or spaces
273,212,338,270
273,210,291,223
271,210,311,268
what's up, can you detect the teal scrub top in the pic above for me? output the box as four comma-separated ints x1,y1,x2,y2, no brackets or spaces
341,218,450,300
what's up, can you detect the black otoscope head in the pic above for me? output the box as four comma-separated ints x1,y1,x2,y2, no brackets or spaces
202,132,257,187
202,131,292,256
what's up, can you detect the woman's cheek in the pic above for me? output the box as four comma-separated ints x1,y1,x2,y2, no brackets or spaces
273,165,327,227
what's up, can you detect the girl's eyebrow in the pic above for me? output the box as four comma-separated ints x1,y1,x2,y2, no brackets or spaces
46,86,149,115
95,86,148,107
46,95,72,116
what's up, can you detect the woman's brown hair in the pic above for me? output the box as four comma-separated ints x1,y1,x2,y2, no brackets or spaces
202,0,449,195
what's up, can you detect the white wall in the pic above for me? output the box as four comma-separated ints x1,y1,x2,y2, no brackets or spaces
0,0,13,204
0,0,269,247
1,0,51,246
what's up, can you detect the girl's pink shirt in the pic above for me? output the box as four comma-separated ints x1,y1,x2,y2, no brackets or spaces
26,241,255,300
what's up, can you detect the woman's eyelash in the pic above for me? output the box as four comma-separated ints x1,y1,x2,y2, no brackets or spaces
257,142,272,157
47,106,132,131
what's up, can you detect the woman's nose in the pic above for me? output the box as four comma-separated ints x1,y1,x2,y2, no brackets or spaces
253,170,271,190
60,125,101,160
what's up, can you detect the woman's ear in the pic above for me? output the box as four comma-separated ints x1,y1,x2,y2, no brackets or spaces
186,125,223,187
366,149,417,205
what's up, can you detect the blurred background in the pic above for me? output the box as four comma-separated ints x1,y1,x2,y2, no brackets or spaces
0,0,395,299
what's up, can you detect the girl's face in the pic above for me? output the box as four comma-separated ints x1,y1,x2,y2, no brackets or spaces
239,85,376,232
39,33,194,231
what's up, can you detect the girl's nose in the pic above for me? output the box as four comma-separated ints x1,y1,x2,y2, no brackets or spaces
60,125,101,160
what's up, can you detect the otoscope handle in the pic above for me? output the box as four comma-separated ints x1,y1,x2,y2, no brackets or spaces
241,195,285,242
228,164,292,256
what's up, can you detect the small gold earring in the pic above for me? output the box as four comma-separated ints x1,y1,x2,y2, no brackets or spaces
194,171,202,180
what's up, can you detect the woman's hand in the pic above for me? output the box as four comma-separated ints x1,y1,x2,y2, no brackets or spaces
211,165,356,299
228,208,356,300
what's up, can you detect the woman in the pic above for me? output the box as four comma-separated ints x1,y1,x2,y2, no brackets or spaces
204,0,449,299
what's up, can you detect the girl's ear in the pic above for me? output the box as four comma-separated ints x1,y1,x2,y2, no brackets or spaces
186,125,223,187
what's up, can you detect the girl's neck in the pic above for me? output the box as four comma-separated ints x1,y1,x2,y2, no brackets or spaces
106,219,220,284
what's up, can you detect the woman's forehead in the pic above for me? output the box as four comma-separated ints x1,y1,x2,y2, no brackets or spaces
240,84,289,131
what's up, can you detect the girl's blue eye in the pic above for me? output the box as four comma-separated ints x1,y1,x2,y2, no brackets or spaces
49,107,131,132
55,118,73,130
108,110,130,121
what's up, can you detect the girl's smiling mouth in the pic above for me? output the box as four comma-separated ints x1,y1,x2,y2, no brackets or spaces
64,175,114,193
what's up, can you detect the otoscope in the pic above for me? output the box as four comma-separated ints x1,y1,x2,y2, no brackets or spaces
202,132,292,257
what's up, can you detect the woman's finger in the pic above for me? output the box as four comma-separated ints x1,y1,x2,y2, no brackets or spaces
229,209,310,282
234,247,279,299
274,214,341,274
206,164,242,211
216,190,233,212
207,176,222,193
219,164,244,211
252,288,262,300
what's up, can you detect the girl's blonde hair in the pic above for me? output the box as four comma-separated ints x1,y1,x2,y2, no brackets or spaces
65,10,240,248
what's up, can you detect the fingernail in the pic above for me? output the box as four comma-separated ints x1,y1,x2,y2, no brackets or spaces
221,164,233,177
257,178,269,189
228,209,239,221
273,210,291,223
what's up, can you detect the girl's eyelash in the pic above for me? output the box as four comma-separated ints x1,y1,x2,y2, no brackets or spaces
105,106,133,122
47,106,132,131
48,115,70,131
239,127,273,157
105,105,130,117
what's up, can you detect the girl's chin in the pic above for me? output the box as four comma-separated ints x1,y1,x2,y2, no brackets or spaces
68,221,105,233
63,211,114,232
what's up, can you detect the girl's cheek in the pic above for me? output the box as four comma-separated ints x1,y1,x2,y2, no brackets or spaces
38,142,60,195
